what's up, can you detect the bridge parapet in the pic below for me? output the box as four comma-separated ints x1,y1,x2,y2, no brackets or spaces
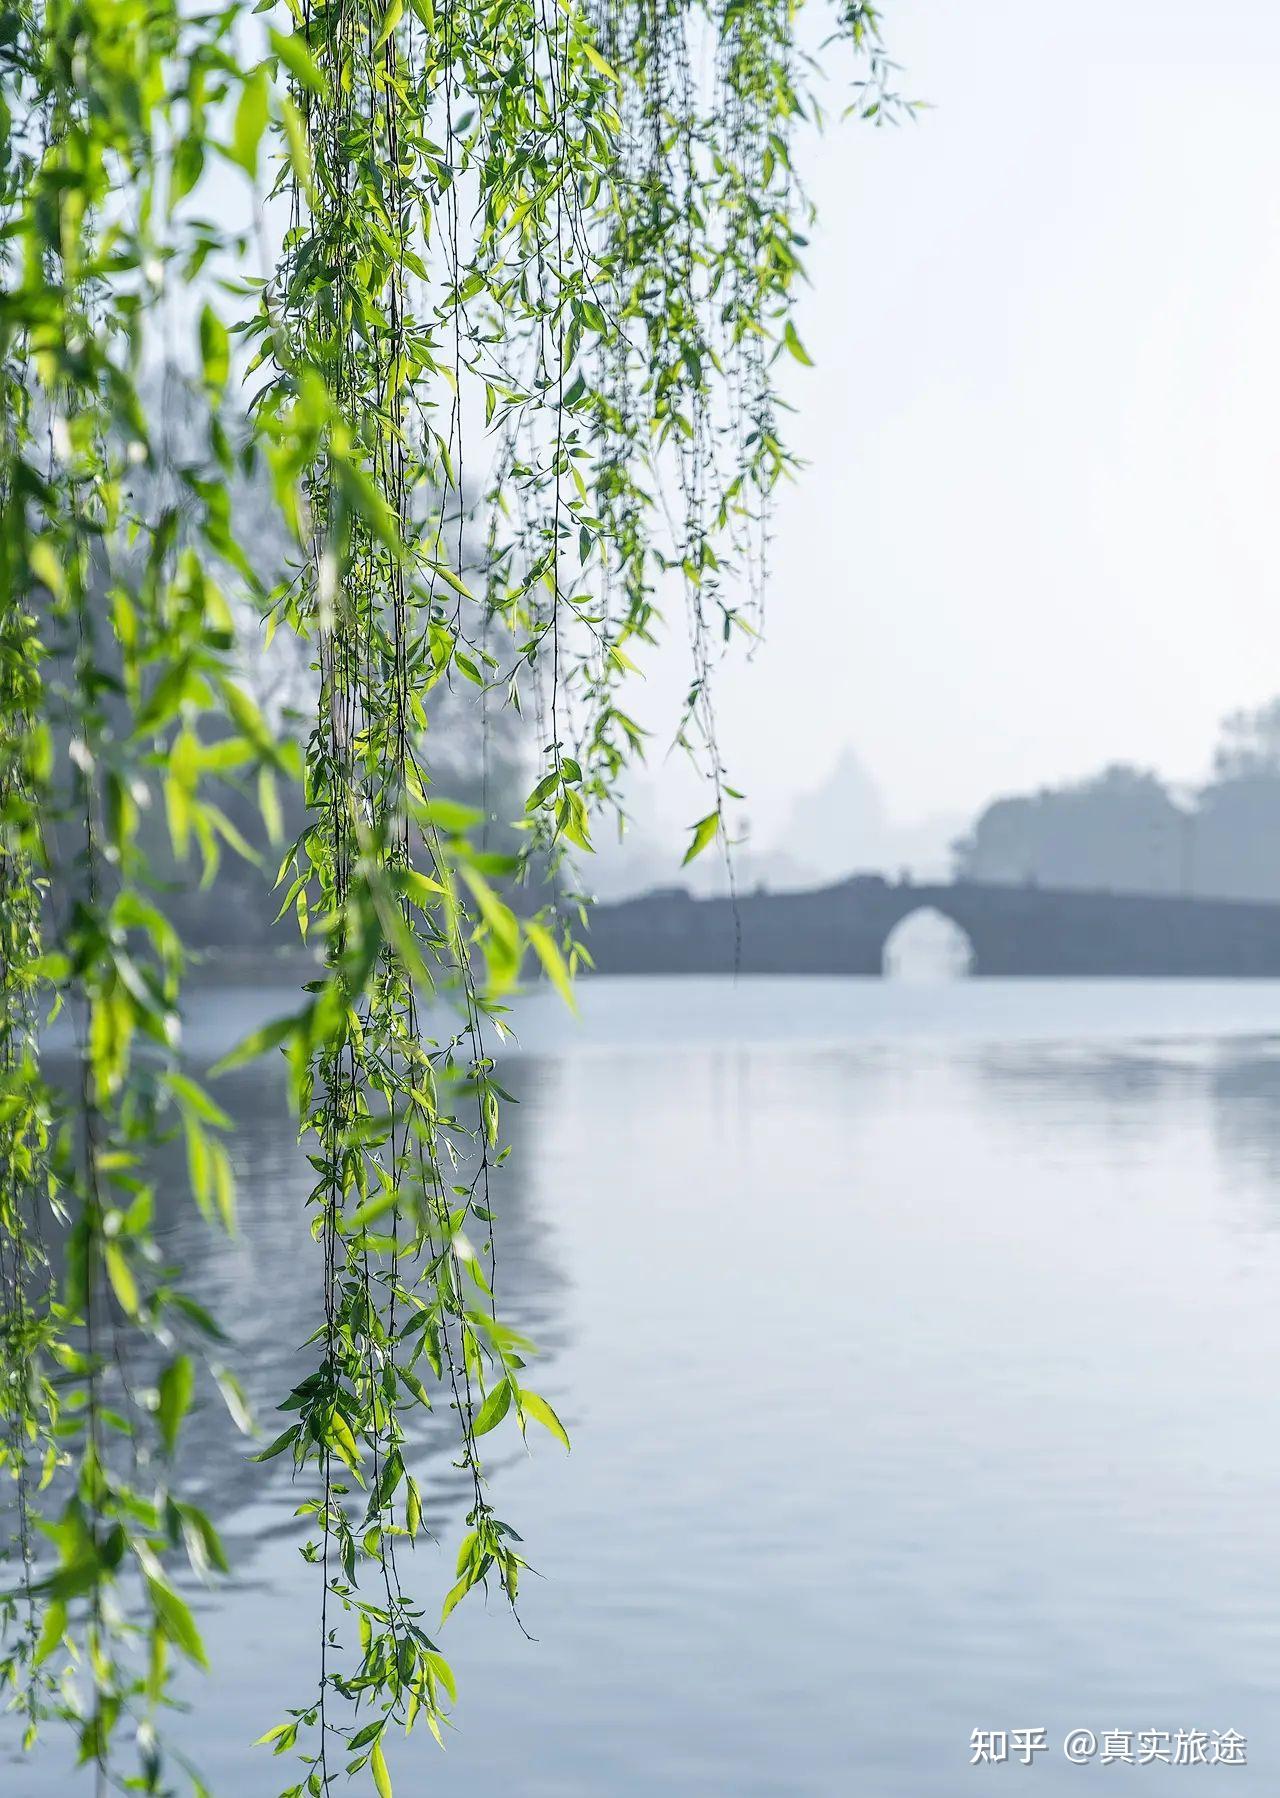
583,879,1280,978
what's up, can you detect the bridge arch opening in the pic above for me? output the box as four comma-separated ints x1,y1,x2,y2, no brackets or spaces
882,905,974,981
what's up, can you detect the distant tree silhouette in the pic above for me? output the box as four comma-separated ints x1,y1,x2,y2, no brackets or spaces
952,764,1187,894
1192,775,1280,900
1213,698,1280,778
953,700,1280,903
1193,698,1280,898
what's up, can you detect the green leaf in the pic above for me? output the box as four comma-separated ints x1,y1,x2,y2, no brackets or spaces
231,67,269,177
168,1072,232,1129
334,453,403,552
560,786,593,852
219,678,277,760
258,765,283,843
582,41,620,84
440,1574,471,1625
426,1651,456,1702
525,770,559,811
178,1503,230,1575
280,95,315,197
416,796,483,834
170,1293,229,1343
425,560,474,601
104,1242,138,1316
371,1738,393,1798
472,1379,512,1437
169,133,205,206
269,27,330,96
682,811,720,866
185,1115,211,1217
252,1424,301,1463
525,919,576,1011
199,305,229,394
375,0,404,48
326,1406,362,1472
518,1388,570,1452
146,1575,208,1668
29,538,64,599
33,1599,66,1667
345,1187,398,1232
211,1008,305,1075
210,1139,236,1233
783,320,814,366
214,1366,253,1435
157,1355,195,1456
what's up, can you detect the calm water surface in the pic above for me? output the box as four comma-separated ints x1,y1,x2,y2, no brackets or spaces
13,977,1280,1794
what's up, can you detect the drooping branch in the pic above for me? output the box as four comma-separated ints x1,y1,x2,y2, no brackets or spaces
0,0,904,1789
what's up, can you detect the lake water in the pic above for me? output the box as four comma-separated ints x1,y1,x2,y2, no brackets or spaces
13,976,1280,1794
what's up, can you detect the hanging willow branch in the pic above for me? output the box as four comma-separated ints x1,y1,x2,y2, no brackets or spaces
0,0,905,1791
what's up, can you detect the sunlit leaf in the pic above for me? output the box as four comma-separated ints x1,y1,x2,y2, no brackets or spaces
518,1388,571,1452
682,811,721,866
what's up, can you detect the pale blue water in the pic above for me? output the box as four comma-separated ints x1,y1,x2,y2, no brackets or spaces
12,977,1280,1794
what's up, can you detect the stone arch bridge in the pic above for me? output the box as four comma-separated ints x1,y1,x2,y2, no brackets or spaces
583,875,1280,977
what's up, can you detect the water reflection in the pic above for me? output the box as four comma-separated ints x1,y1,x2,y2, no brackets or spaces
12,981,1280,1796
1208,1051,1280,1226
971,1036,1280,1238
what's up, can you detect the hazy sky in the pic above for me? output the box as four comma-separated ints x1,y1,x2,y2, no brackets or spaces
631,0,1280,851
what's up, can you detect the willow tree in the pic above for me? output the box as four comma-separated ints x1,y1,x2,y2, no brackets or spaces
0,0,901,1790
